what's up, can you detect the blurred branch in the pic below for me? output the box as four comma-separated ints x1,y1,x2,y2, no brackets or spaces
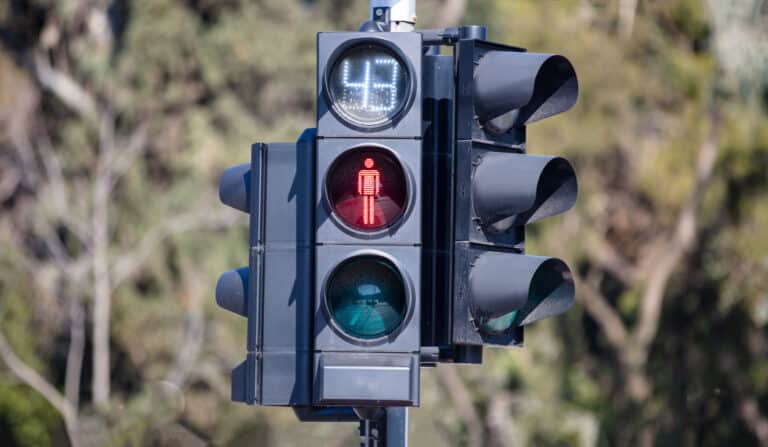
106,123,149,190
8,129,39,187
634,110,720,350
65,297,85,410
579,109,720,411
433,0,467,27
165,272,205,388
578,272,629,348
618,0,638,40
190,362,231,399
587,235,640,284
0,162,20,204
91,114,113,408
433,418,457,446
486,391,516,447
435,366,484,447
109,209,242,291
740,398,768,445
0,329,80,446
36,217,77,273
31,51,98,122
36,130,91,243
90,110,149,410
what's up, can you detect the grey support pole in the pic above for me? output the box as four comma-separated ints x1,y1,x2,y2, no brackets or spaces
357,407,408,447
386,408,408,446
370,0,416,32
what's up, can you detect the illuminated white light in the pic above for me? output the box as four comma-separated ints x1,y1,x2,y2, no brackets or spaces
331,48,407,124
363,60,371,109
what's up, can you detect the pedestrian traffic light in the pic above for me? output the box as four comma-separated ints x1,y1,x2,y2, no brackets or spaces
313,31,422,407
215,17,580,439
324,148,409,231
449,39,579,348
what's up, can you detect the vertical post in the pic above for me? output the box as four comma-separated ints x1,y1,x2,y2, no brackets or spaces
386,408,408,447
358,408,407,447
370,0,416,31
359,410,386,447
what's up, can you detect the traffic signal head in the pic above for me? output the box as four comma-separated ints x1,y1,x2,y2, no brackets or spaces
473,52,578,131
450,39,579,348
465,252,574,333
313,31,422,407
471,152,577,233
216,20,580,419
455,40,578,145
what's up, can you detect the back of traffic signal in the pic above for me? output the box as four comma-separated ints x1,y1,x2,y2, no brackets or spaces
216,17,579,418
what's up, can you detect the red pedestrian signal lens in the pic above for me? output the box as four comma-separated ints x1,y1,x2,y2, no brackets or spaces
326,146,408,232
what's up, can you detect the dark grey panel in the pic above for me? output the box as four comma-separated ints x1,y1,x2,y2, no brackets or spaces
261,351,311,406
230,132,315,407
264,142,313,245
246,143,267,354
230,354,259,404
421,54,456,350
261,248,312,350
255,136,315,406
293,406,360,422
314,353,419,406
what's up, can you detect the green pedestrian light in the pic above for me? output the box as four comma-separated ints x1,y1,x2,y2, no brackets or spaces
324,255,408,340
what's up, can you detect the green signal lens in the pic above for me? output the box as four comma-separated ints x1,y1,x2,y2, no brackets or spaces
325,255,407,340
479,311,518,333
478,262,567,334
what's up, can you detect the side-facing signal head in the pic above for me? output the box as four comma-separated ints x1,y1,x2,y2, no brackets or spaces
473,52,578,132
468,253,574,333
472,153,577,229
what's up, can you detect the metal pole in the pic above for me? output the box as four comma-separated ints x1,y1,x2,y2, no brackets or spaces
358,408,407,447
386,408,408,447
370,0,416,31
358,407,384,447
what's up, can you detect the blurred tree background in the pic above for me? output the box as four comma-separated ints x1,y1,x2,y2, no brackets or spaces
0,0,767,446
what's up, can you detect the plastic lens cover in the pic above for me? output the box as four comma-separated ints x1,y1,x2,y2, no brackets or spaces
328,44,410,127
325,255,407,340
326,146,408,232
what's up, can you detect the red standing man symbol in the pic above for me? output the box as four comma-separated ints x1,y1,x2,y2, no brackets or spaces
357,158,381,226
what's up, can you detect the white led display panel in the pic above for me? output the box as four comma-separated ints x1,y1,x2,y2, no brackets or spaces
328,44,410,128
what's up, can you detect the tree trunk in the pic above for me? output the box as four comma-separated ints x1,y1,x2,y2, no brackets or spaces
92,177,111,410
65,297,85,409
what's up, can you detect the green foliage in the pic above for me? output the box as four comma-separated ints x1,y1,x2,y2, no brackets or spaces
0,384,63,447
